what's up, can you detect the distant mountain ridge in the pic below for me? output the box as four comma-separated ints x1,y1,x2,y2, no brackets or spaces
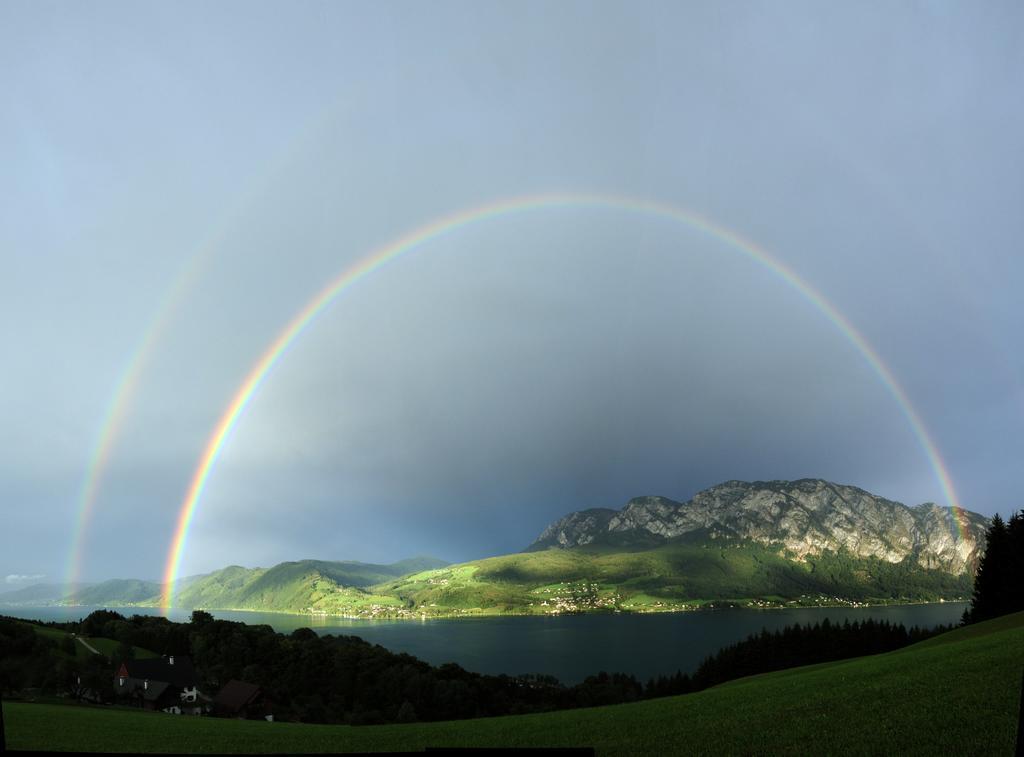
170,556,452,612
0,482,988,617
0,557,450,614
70,579,162,605
0,582,95,606
528,479,988,576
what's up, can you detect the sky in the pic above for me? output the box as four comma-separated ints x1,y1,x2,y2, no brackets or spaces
1,1,1022,587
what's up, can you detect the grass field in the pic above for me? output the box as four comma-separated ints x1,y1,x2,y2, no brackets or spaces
15,619,158,663
5,611,1021,754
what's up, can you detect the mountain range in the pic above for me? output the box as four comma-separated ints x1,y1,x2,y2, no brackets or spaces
2,479,988,617
529,478,987,575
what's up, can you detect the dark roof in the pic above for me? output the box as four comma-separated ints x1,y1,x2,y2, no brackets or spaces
121,655,197,688
141,680,171,702
116,677,172,702
214,680,263,713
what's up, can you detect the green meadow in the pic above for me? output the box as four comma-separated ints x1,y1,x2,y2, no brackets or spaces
6,611,1021,754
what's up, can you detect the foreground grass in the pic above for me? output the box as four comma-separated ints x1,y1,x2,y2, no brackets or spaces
6,612,1022,754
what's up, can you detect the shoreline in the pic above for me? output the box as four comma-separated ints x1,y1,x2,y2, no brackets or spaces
3,596,969,624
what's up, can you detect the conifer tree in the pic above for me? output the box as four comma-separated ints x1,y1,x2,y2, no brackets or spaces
1006,510,1024,613
965,511,1024,623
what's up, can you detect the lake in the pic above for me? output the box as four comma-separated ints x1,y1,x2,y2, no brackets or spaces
2,602,967,684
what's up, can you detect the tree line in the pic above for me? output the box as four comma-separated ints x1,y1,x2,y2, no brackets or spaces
1,609,948,724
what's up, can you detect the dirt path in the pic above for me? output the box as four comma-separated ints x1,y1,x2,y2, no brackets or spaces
73,634,101,655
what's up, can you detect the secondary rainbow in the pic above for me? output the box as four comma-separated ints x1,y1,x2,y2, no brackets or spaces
160,193,961,611
64,254,206,600
64,100,350,596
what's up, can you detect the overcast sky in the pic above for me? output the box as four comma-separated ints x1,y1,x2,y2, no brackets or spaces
2,1,1022,585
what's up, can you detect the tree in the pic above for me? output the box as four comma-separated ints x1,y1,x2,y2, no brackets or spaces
77,654,112,703
113,640,135,667
396,700,418,723
79,609,126,637
965,511,1024,623
1007,510,1024,613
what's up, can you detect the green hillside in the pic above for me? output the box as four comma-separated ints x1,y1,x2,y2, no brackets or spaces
374,542,973,616
0,582,94,605
15,619,158,662
15,558,450,617
170,559,451,616
69,579,164,606
38,544,972,618
6,611,1021,754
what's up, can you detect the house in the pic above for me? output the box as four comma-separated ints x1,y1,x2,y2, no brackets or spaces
114,655,205,715
213,679,273,721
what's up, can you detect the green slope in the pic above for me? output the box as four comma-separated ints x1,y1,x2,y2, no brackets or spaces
6,611,1021,754
374,542,973,616
184,562,402,615
44,558,449,616
171,558,450,616
16,619,158,662
49,543,969,617
173,565,269,609
69,579,164,606
0,582,93,606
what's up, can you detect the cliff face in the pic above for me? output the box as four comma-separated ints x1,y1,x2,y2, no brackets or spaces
529,479,988,576
533,508,618,548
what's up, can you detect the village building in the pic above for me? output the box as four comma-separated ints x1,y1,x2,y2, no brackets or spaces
114,655,205,715
213,679,273,721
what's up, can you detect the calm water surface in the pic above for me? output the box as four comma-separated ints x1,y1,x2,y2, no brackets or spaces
4,603,967,684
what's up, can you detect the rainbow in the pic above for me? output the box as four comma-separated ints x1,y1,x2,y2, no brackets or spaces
160,192,960,611
950,504,972,542
63,255,207,600
64,102,347,597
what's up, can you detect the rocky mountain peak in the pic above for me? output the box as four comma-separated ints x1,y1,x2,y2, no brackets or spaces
528,479,989,576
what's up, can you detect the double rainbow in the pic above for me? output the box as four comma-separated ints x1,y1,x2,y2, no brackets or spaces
63,101,345,595
63,255,206,600
159,193,962,611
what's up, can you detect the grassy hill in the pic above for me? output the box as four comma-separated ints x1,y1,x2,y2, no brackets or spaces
171,558,448,616
175,544,972,617
0,558,450,616
14,544,970,618
70,579,164,606
13,618,158,662
5,611,1021,754
373,542,973,616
